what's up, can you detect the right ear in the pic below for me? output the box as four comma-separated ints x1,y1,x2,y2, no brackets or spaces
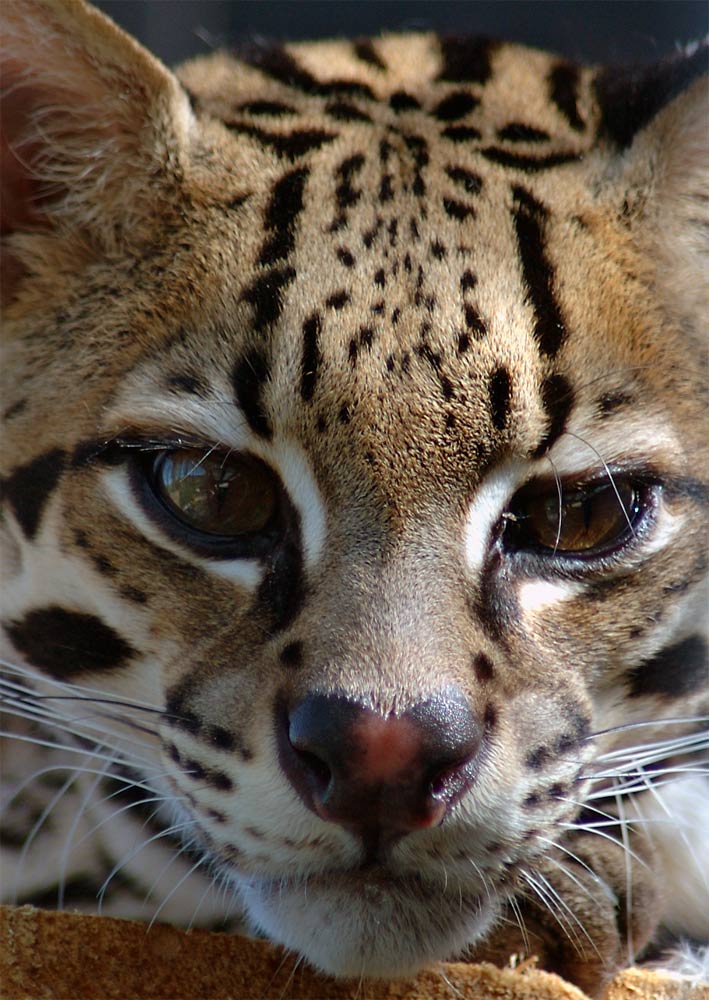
1,0,194,300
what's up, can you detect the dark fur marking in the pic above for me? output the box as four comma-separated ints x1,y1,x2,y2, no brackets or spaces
336,153,365,210
457,333,471,354
442,125,482,142
482,147,580,171
326,290,350,310
259,167,309,266
534,374,574,456
359,326,375,349
512,186,567,358
389,91,421,111
464,304,487,338
226,123,335,160
91,554,116,577
301,313,322,402
362,218,383,248
241,43,375,100
628,636,708,699
474,652,494,683
167,373,208,397
232,349,273,439
460,269,477,291
498,122,550,143
445,165,483,195
379,173,394,202
437,36,496,84
597,391,633,415
6,606,135,679
434,90,479,121
526,745,550,770
120,585,148,605
238,99,296,116
549,63,585,131
1,449,66,540
430,240,446,259
280,641,304,668
326,101,372,123
443,198,475,221
488,367,512,431
337,247,355,267
595,43,708,149
3,398,28,421
242,265,296,332
339,404,351,424
353,39,386,71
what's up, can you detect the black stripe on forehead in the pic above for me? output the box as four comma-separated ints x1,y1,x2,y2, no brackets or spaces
533,374,574,458
5,606,135,679
512,186,567,359
232,348,273,439
239,42,375,100
259,167,309,266
301,313,322,402
1,448,65,539
225,124,335,161
241,265,296,332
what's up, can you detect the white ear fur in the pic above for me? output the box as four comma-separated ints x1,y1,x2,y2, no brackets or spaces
0,0,194,248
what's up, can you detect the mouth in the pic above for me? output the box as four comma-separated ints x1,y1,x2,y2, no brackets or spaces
236,864,499,979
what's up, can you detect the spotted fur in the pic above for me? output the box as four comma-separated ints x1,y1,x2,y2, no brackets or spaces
1,2,707,995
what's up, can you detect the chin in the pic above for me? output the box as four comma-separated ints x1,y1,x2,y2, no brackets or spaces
238,871,498,978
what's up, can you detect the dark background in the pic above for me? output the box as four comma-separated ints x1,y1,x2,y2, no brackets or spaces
94,2,707,68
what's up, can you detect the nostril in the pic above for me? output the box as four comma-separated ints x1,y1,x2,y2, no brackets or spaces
293,746,332,794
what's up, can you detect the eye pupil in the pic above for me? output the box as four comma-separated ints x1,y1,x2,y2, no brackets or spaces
507,478,639,558
155,449,278,537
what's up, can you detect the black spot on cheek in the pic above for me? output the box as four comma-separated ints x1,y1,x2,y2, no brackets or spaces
473,652,494,682
484,702,497,731
5,606,135,679
280,641,304,668
525,745,550,770
1,449,66,539
627,636,708,699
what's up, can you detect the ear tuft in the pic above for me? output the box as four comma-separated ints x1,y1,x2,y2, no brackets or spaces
0,0,193,249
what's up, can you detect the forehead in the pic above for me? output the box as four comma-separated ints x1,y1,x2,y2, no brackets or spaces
106,37,675,504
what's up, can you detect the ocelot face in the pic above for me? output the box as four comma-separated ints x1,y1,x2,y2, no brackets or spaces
1,2,707,991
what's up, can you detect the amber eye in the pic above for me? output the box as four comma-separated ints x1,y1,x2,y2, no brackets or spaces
153,449,278,537
506,478,640,557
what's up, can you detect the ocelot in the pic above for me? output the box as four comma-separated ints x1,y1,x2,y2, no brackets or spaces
1,2,707,995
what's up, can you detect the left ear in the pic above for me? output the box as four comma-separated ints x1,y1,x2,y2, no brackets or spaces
594,44,708,336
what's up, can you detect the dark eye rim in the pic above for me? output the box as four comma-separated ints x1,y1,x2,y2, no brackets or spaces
498,472,660,570
127,445,288,560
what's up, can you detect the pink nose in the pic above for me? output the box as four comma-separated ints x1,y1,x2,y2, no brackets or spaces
276,689,482,848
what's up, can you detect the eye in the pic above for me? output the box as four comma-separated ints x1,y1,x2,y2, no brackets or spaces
151,449,278,537
503,476,643,558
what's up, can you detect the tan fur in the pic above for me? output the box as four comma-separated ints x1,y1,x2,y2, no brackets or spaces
1,3,707,997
